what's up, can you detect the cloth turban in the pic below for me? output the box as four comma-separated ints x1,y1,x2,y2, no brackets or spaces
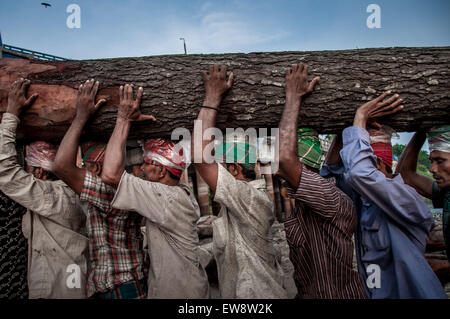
142,138,186,178
81,142,106,164
297,128,323,169
368,125,394,168
214,141,257,170
25,141,57,171
427,125,450,154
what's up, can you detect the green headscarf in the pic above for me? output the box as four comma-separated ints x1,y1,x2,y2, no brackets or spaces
297,128,323,169
214,142,257,169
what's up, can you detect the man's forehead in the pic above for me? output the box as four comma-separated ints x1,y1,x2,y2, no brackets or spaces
430,150,450,160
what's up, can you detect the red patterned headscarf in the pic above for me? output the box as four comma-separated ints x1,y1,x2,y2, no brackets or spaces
142,138,186,178
25,141,57,171
368,126,393,168
81,142,106,164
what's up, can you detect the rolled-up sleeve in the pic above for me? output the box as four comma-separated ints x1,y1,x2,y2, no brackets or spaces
287,166,341,218
111,171,173,225
340,126,433,229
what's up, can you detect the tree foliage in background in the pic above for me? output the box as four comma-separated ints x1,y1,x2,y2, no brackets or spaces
393,144,432,178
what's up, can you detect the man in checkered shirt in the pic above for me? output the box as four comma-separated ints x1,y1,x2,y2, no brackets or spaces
53,80,147,299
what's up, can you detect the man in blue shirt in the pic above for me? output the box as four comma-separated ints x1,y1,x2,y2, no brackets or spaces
321,91,447,299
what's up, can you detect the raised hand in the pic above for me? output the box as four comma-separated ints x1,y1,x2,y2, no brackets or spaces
202,64,233,108
285,63,320,102
75,79,106,121
354,91,404,128
118,84,156,122
7,78,39,117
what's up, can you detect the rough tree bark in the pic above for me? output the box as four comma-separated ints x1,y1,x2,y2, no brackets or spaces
0,47,449,142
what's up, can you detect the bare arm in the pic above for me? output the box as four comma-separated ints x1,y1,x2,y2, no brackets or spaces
193,65,233,192
395,131,433,198
278,63,319,189
54,79,106,195
101,84,155,188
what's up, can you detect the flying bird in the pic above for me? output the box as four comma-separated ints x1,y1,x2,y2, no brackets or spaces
41,2,52,8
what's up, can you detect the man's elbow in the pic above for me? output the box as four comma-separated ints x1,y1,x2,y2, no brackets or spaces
347,168,365,186
279,150,296,167
279,151,298,172
52,160,64,175
52,160,71,178
100,170,120,187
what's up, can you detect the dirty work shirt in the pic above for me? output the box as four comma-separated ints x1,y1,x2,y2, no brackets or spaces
212,163,287,299
0,113,89,299
339,126,447,299
111,172,209,299
432,182,450,262
285,165,366,299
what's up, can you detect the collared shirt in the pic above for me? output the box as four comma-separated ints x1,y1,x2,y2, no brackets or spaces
284,165,366,299
80,171,146,297
334,126,447,299
212,163,287,299
111,172,209,299
0,113,88,299
432,181,450,262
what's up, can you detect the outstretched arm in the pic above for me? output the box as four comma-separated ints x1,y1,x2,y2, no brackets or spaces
192,65,233,192
53,79,106,195
340,93,433,227
395,131,433,198
0,79,68,216
101,84,156,188
277,63,319,189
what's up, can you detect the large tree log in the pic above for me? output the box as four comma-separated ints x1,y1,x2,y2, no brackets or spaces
0,47,449,142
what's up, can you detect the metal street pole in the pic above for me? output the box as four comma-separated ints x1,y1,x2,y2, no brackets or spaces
179,38,187,55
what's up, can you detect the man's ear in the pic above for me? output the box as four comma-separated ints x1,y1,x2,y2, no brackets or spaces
376,157,390,176
376,157,383,170
159,165,167,179
93,162,102,176
34,167,43,179
227,163,240,177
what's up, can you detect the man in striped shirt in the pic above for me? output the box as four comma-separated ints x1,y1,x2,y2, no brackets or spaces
277,63,366,298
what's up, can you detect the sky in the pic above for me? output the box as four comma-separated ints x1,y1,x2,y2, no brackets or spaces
1,0,448,148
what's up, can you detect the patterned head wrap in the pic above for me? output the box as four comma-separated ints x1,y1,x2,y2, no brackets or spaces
297,128,323,169
25,141,57,172
81,142,106,164
427,125,450,154
142,138,186,178
214,141,257,170
368,125,394,168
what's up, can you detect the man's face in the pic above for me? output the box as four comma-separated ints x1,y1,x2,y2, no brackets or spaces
429,150,450,189
140,162,162,182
